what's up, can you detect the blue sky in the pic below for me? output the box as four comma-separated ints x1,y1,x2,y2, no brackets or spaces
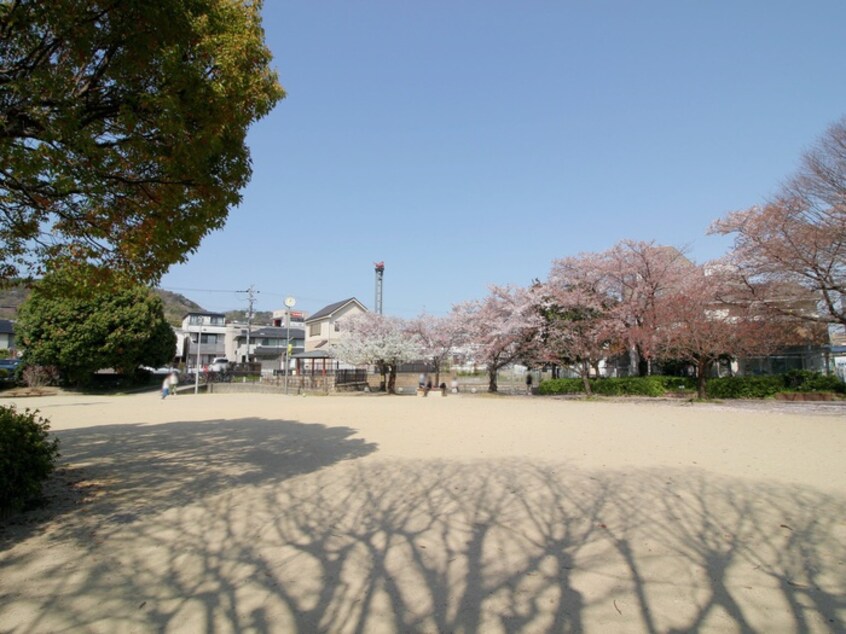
160,1,846,318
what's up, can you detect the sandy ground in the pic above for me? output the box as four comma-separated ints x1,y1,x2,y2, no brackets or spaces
1,391,845,634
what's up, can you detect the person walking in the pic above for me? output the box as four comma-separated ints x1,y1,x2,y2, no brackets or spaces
525,371,533,395
167,371,179,396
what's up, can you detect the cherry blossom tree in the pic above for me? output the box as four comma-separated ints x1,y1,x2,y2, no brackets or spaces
405,312,463,387
655,265,793,398
331,313,420,393
601,241,694,375
453,285,540,393
712,117,846,327
540,255,624,395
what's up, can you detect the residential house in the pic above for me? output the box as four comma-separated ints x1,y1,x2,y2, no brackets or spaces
179,312,227,369
304,298,368,352
227,324,305,373
0,319,14,354
295,298,368,377
0,319,15,355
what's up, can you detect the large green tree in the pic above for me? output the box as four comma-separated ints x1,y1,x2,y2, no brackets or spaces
17,275,177,385
0,0,284,282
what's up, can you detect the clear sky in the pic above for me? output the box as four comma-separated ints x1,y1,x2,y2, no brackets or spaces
160,1,846,318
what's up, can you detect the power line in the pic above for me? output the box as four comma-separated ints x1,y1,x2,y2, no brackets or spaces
159,286,346,307
159,286,246,294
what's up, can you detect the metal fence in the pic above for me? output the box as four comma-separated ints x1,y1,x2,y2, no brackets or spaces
336,369,368,385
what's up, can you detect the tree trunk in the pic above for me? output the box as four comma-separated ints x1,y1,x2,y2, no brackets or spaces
433,359,441,388
696,359,710,399
377,361,387,392
581,360,592,396
387,364,397,394
488,366,498,393
636,344,649,377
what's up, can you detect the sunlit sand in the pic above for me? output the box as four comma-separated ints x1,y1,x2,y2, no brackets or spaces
1,392,844,633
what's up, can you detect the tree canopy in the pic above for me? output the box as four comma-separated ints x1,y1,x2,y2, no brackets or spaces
713,117,846,327
0,0,283,282
453,285,540,393
539,256,623,395
331,313,419,393
16,274,176,385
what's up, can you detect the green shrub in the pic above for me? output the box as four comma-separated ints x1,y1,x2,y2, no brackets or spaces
591,376,667,397
0,406,61,513
706,376,784,399
538,375,692,397
783,370,845,394
707,373,845,399
538,373,843,399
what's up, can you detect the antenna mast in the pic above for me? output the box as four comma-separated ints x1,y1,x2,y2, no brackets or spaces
374,262,384,315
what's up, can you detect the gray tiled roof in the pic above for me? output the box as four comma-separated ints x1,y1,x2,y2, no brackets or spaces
306,298,366,322
292,350,333,359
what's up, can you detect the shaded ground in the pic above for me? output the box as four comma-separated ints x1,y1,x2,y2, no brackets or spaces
1,393,844,633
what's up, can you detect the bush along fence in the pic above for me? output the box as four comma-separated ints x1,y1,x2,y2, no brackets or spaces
537,372,845,399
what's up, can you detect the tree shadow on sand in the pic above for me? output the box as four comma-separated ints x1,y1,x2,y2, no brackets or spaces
3,455,845,633
0,417,377,547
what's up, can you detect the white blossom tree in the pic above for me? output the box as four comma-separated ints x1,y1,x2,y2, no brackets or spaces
331,313,420,393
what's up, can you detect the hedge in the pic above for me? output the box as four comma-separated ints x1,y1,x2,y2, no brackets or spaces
0,406,61,514
706,373,846,398
537,375,695,397
782,370,846,394
705,376,784,399
537,373,843,399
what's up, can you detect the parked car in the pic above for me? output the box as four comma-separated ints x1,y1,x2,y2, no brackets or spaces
140,366,180,376
0,358,20,370
0,358,20,381
210,357,230,373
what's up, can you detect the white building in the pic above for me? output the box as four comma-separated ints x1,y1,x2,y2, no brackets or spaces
180,312,227,369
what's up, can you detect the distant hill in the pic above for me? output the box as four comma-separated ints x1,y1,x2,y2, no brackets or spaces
224,309,274,326
156,289,207,326
0,284,207,327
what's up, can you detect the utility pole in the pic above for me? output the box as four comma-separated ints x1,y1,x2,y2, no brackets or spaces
194,327,204,394
237,286,259,365
283,296,296,394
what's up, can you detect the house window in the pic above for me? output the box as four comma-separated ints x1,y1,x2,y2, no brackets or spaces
309,323,321,337
334,321,340,332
